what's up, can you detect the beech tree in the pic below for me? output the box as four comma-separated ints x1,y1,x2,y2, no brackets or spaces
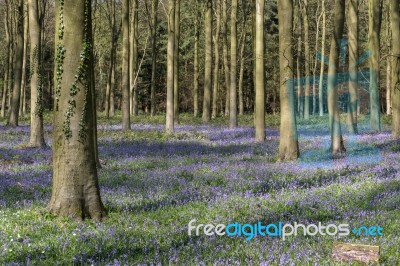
327,0,346,156
166,0,175,133
202,0,212,123
48,0,105,220
391,0,400,136
229,0,238,128
28,0,46,147
121,0,130,130
278,0,299,160
254,0,265,142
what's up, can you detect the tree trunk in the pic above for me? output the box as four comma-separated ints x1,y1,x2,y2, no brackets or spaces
8,0,24,127
193,0,199,117
301,0,311,120
212,0,221,119
150,0,158,116
312,1,322,115
20,4,29,117
28,0,46,147
48,0,106,220
1,5,11,118
369,0,382,132
229,0,238,128
130,0,139,116
319,0,326,117
222,0,230,117
174,0,181,124
166,0,175,133
391,0,400,136
121,0,130,130
327,0,346,156
347,0,359,134
202,0,212,123
278,0,299,160
254,0,265,142
238,30,246,116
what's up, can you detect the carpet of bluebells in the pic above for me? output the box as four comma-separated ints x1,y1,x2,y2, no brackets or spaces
0,113,399,265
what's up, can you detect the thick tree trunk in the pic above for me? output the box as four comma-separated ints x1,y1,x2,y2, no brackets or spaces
327,0,346,156
166,0,175,133
174,0,181,124
48,0,106,220
347,0,359,134
254,0,265,142
121,0,130,130
202,0,212,123
8,0,24,127
391,0,400,136
28,0,46,147
212,0,221,119
278,0,299,160
229,0,238,128
369,0,382,131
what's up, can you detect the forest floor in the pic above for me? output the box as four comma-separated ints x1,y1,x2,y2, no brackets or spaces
0,113,399,265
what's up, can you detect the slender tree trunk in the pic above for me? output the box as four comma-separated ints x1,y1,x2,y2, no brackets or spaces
202,0,212,123
347,0,359,133
222,0,230,116
130,0,139,116
1,6,11,118
110,62,115,116
193,0,199,117
212,0,221,119
121,0,130,130
255,0,265,142
28,0,45,147
8,0,24,127
238,30,246,116
278,0,299,160
312,1,322,115
166,0,175,133
296,11,303,118
174,0,181,124
369,0,382,131
20,5,29,117
391,0,400,136
229,0,238,128
48,0,106,220
150,0,158,116
319,0,326,116
301,0,311,120
327,0,346,156
386,3,392,115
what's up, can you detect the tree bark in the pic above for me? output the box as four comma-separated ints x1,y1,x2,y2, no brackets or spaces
8,0,24,127
193,0,199,117
202,0,212,123
28,0,46,147
278,0,299,160
229,0,238,128
369,0,382,132
20,3,29,117
391,0,400,136
150,0,158,116
174,0,181,124
327,0,346,156
130,0,139,116
301,0,311,120
222,0,230,116
166,0,175,133
347,0,359,134
319,0,326,116
255,0,265,142
48,0,106,220
121,0,131,130
212,0,221,119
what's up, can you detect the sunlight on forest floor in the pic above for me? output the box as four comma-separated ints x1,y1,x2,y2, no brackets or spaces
0,113,399,264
